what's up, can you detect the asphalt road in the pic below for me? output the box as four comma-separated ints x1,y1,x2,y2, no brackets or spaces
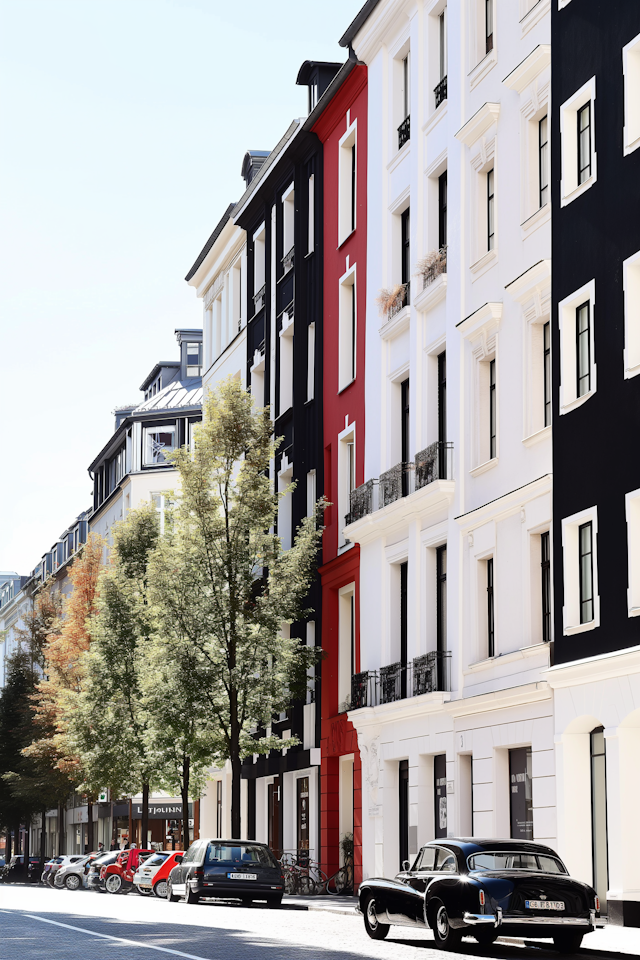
0,886,633,960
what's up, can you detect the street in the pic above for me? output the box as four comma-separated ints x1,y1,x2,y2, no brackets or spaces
1,887,638,960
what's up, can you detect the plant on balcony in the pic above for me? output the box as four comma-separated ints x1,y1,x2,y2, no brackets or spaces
376,284,407,319
416,247,447,288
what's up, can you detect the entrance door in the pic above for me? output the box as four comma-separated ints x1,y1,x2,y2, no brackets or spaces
296,777,309,853
399,760,409,869
509,747,533,840
434,754,447,838
268,777,280,856
590,727,608,909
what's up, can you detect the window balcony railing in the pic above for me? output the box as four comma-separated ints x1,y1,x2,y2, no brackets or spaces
283,299,294,323
398,115,411,149
345,442,453,525
348,651,451,710
254,284,266,313
282,245,294,273
418,246,447,288
434,75,447,109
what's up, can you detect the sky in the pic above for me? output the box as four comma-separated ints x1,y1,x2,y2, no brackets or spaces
0,0,364,574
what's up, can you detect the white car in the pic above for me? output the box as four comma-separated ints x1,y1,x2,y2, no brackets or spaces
54,855,94,891
132,852,171,896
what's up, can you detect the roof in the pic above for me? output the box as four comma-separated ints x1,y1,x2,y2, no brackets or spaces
134,376,203,414
139,361,180,393
339,0,383,48
296,60,343,85
185,202,236,282
232,120,303,222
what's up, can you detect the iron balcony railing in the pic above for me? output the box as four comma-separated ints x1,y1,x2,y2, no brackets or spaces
422,246,447,287
345,442,454,525
434,75,447,109
398,115,411,149
254,284,266,313
282,245,294,273
387,281,410,320
349,651,451,709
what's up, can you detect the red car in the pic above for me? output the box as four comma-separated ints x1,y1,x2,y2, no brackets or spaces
101,848,155,894
134,851,184,898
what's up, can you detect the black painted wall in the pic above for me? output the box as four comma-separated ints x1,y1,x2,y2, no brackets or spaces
552,1,640,663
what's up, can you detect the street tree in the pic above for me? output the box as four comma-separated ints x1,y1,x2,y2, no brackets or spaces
147,376,325,837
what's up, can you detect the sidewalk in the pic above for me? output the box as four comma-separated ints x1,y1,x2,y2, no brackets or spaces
282,894,358,915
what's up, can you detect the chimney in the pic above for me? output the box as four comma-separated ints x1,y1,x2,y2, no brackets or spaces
241,150,270,187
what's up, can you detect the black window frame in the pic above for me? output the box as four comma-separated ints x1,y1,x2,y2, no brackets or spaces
401,377,410,497
438,170,447,250
487,557,495,657
579,521,594,624
539,115,548,208
576,301,591,398
400,560,408,698
399,759,409,868
487,168,495,251
578,102,592,185
485,0,493,54
543,321,551,427
541,531,551,643
489,358,496,460
437,545,447,655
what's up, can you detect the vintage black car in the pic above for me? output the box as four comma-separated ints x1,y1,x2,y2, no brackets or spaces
166,839,285,906
359,839,605,952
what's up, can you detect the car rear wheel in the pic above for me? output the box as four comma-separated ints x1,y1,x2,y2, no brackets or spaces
154,879,168,899
431,902,463,951
184,886,200,904
553,933,583,954
363,895,390,940
65,874,81,891
167,880,180,902
105,874,123,895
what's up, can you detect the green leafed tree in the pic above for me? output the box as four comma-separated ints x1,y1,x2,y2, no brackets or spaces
147,376,325,838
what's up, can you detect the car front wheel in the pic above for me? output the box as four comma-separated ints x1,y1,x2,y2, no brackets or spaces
105,874,123,895
65,874,81,891
363,895,390,940
553,933,583,954
431,902,463,951
154,879,168,899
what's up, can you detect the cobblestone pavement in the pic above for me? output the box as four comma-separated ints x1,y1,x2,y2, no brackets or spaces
0,886,637,960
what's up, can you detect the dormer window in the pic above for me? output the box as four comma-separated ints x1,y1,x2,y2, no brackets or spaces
186,342,202,377
144,425,176,466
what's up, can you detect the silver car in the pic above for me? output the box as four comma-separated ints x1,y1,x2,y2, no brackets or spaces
54,854,94,891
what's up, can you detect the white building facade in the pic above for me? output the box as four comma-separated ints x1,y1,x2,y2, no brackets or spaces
342,0,554,882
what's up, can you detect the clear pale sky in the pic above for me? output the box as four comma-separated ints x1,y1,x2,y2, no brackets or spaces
0,0,363,574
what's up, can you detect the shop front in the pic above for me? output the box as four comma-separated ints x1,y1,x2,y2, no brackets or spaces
111,798,195,850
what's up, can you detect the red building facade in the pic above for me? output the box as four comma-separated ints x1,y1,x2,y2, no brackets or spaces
312,63,367,888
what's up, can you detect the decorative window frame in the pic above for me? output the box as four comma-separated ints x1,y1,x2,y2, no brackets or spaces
503,45,551,236
468,0,498,89
558,279,596,414
457,302,502,475
519,0,550,39
559,76,597,207
505,259,551,445
623,32,640,156
338,582,356,706
623,250,640,379
338,420,356,551
456,103,501,276
625,488,640,617
338,262,357,391
338,117,357,246
561,505,600,635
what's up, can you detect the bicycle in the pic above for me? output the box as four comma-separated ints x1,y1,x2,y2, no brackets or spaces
279,851,328,895
325,860,354,895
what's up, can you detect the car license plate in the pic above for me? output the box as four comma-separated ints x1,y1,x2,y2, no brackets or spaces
525,900,565,911
228,872,257,881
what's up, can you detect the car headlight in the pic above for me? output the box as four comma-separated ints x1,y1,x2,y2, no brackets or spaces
595,896,600,913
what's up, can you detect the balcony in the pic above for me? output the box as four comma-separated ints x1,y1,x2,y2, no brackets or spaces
346,442,453,524
349,651,451,709
434,75,447,109
418,246,447,288
282,245,294,274
398,115,410,149
254,284,266,313
377,282,410,324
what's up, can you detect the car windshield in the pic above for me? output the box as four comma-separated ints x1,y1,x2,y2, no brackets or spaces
143,853,169,866
467,852,567,874
205,844,275,866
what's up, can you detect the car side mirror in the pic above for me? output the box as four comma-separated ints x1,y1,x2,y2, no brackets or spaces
402,860,411,872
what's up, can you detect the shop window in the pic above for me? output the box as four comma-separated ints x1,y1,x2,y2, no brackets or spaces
434,754,448,839
509,747,533,840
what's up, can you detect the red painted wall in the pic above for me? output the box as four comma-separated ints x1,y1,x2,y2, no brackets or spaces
313,64,367,889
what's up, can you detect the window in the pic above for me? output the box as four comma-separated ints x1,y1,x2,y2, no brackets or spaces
253,223,266,310
307,174,315,254
338,584,356,706
400,561,408,698
543,321,551,426
398,54,410,148
590,728,608,905
561,506,599,633
307,322,315,401
403,54,410,119
306,470,316,518
577,103,591,185
485,0,493,54
509,747,533,840
560,77,597,205
438,351,447,476
339,425,356,545
401,378,410,495
437,545,447,654
401,207,411,296
487,169,495,251
489,358,496,459
186,342,202,377
143,426,176,466
338,123,357,243
438,171,447,249
539,115,548,207
579,522,594,624
277,457,293,552
282,184,295,264
151,492,171,535
541,532,551,642
216,781,223,838
486,558,495,657
232,260,243,334
439,9,447,81
338,269,356,390
278,307,294,414
623,250,640,378
625,487,640,617
623,32,640,156
434,755,447,839
558,280,596,413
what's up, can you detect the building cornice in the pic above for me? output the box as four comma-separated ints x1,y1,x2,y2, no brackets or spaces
455,474,552,530
344,479,455,546
455,103,501,148
503,45,551,94
546,644,640,689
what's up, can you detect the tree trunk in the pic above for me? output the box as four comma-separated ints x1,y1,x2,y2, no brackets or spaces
24,820,30,881
141,781,149,850
87,798,93,853
181,755,190,850
40,808,46,866
6,826,12,864
58,802,65,855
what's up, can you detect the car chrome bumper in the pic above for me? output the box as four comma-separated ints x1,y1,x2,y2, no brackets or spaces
463,908,606,930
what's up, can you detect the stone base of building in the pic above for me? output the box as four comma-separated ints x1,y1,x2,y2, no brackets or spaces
608,900,640,928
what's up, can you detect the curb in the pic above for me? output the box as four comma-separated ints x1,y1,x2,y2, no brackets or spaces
307,903,359,916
